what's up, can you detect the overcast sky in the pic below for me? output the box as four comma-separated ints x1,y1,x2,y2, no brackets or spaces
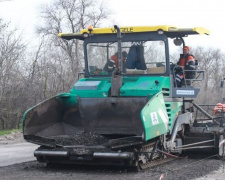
0,0,225,52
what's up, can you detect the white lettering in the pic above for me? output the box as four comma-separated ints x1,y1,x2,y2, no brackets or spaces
176,90,194,95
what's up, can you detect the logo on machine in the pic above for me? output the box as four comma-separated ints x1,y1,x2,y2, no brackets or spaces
150,112,159,125
176,90,194,95
111,27,133,33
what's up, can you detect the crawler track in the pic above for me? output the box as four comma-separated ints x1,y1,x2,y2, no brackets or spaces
138,143,174,170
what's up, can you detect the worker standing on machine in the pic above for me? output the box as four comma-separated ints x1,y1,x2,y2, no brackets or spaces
175,46,196,87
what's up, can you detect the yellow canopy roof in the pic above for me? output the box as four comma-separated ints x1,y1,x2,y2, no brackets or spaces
58,25,210,40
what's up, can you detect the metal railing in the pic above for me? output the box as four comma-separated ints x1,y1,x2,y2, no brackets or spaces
173,65,205,87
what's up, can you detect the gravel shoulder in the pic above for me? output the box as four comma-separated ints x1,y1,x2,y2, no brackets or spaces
0,131,25,145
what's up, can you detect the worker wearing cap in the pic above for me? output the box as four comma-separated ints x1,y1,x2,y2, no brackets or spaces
175,46,196,87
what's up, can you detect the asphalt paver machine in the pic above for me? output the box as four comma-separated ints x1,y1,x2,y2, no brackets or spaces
23,25,225,169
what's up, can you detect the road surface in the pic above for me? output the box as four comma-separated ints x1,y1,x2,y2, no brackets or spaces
0,142,38,167
0,142,225,179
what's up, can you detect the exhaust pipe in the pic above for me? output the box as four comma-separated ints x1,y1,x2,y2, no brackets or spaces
34,150,68,157
114,25,123,74
111,25,123,97
93,152,134,160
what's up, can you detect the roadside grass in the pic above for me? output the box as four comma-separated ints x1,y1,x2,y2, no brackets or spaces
0,129,21,136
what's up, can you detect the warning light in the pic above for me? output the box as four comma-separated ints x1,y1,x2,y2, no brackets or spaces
88,25,93,32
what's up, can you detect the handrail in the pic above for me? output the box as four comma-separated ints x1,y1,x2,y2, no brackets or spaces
172,65,185,87
172,65,205,87
184,70,205,81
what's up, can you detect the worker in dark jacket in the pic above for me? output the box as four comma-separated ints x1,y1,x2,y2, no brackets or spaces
103,51,127,73
175,46,196,87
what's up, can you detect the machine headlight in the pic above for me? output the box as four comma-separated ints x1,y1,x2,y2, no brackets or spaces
157,29,164,34
83,33,89,38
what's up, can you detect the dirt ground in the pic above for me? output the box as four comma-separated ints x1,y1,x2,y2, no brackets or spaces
0,131,25,145
1,133,225,180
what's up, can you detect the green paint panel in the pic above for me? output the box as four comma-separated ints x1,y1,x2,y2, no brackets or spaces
164,101,183,132
70,76,171,98
70,78,111,98
121,76,170,97
141,92,169,141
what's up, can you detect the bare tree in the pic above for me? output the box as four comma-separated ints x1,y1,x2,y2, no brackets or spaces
193,47,225,104
36,0,110,79
0,20,26,130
